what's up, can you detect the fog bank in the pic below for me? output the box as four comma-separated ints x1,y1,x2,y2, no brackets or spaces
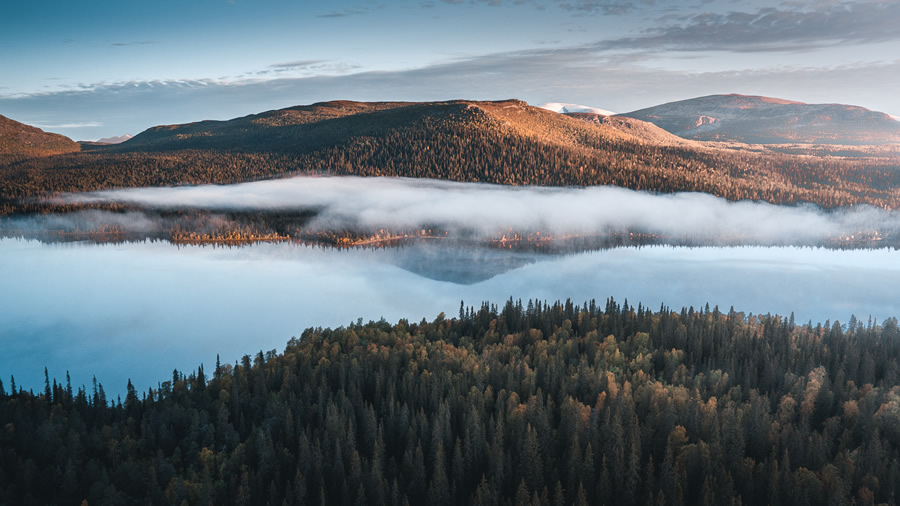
65,177,899,245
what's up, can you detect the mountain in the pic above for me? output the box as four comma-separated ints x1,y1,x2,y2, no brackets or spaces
118,99,645,153
0,114,80,160
95,134,133,144
620,94,900,145
539,102,617,116
2,99,899,215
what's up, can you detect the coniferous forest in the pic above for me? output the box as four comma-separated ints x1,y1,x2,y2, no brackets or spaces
3,100,900,217
2,299,899,505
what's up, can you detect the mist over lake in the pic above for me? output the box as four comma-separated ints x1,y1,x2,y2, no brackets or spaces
2,237,899,397
3,176,899,396
62,176,900,246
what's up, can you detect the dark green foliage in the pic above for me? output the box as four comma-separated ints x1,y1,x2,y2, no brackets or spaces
2,299,900,505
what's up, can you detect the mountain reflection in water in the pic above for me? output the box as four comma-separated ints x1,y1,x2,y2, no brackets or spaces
1,238,898,398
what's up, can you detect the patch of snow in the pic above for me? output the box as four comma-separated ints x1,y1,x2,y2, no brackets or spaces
95,134,133,144
538,102,617,116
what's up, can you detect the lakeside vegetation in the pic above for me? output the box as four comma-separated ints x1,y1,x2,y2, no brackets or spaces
3,204,896,250
3,99,900,505
2,299,899,505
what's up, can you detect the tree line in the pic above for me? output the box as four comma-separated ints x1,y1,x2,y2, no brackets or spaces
3,102,900,216
1,298,899,505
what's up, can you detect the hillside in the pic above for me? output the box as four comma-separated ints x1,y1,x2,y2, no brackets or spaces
1,99,899,215
117,99,653,153
619,94,900,145
0,114,80,162
563,113,701,148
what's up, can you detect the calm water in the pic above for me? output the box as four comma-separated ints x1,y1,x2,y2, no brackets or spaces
3,237,899,396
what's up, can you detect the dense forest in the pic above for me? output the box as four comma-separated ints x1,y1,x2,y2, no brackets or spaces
2,100,900,216
2,299,899,505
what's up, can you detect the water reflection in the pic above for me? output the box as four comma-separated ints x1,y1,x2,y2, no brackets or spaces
387,243,540,284
1,238,898,397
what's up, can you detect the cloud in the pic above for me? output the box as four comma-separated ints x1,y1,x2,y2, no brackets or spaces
317,8,367,18
268,60,329,70
599,1,900,52
436,0,536,5
65,176,900,246
253,60,361,78
30,121,103,128
559,0,657,15
110,40,159,47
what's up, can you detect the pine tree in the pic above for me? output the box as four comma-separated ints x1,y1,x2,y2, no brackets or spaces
428,443,450,506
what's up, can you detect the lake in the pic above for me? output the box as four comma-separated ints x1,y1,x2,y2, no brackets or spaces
2,237,899,397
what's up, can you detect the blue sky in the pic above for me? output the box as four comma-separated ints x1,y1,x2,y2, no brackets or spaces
2,0,899,140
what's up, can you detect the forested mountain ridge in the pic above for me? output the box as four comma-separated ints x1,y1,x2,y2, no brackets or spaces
1,299,898,505
619,94,900,145
116,99,680,153
0,114,80,163
2,98,899,216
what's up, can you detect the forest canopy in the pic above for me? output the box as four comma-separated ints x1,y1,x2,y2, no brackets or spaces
2,299,898,505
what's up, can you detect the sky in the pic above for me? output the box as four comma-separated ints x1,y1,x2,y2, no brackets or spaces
2,0,899,140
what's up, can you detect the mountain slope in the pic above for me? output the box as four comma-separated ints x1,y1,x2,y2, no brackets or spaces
119,99,649,153
0,115,80,160
563,113,701,148
620,94,900,145
2,99,899,215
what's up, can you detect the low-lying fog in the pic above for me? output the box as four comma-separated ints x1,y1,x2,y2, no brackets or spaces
62,176,900,246
3,176,899,397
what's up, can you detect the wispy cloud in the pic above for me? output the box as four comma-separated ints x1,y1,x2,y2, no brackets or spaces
437,0,535,5
598,0,900,52
110,40,159,47
268,60,329,70
317,7,367,18
30,121,103,129
249,60,361,78
559,0,659,16
3,36,899,140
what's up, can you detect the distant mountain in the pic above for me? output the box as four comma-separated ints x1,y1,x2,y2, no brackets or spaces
539,102,617,116
0,114,80,160
95,134,133,145
620,94,900,145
